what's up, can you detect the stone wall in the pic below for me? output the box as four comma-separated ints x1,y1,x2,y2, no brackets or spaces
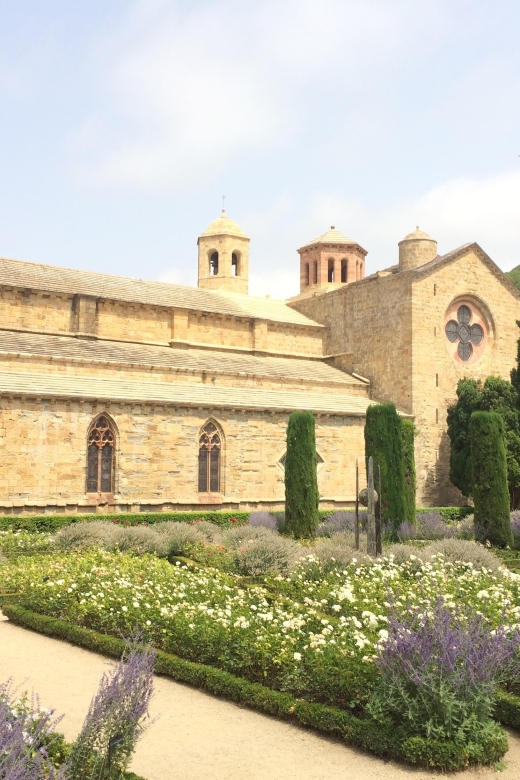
290,272,414,412
0,397,366,513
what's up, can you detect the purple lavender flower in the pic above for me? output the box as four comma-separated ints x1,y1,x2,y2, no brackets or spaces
511,510,520,538
248,512,280,532
316,511,361,537
65,640,155,779
0,679,66,780
370,598,520,741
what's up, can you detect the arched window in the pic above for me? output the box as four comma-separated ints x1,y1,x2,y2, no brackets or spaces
198,421,221,493
232,252,240,276
341,259,348,283
210,252,219,276
328,258,334,283
87,415,115,493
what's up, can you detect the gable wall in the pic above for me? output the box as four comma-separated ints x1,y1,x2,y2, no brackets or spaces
411,250,520,505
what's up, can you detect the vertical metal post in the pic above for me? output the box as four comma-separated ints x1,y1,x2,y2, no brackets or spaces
376,460,382,555
367,456,376,556
355,457,359,550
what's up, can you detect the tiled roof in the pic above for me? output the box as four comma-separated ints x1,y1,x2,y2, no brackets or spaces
0,330,361,386
0,256,321,328
0,370,373,416
300,226,366,252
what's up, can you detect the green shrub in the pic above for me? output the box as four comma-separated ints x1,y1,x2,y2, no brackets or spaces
285,411,319,539
418,538,503,573
364,404,406,532
470,411,513,548
0,511,249,534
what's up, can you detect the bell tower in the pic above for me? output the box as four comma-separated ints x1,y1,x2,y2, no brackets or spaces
197,210,250,295
297,226,367,294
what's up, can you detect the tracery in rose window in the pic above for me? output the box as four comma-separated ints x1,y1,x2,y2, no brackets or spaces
445,304,484,362
198,421,221,493
87,416,115,493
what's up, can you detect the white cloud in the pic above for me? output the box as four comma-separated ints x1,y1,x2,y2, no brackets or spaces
72,0,422,190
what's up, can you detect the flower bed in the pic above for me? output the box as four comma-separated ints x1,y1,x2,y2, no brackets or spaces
3,540,520,769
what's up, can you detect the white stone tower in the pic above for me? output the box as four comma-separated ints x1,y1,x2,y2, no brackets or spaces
197,210,250,294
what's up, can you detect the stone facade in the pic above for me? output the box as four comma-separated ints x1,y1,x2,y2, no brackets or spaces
0,212,517,513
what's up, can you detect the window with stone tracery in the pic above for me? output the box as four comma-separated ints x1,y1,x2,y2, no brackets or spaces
198,421,221,492
86,416,115,493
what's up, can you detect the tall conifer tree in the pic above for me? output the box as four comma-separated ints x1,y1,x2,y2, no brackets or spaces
285,411,319,539
364,403,406,532
470,411,513,548
400,418,417,524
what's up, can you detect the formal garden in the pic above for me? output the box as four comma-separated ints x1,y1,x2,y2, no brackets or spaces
4,391,520,776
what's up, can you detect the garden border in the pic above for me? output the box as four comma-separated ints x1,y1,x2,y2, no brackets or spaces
0,603,511,771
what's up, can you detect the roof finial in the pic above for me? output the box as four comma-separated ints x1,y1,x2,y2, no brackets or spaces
222,195,226,217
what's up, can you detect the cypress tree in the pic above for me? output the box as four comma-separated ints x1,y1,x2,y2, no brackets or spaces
364,403,406,532
285,410,319,539
470,411,513,548
400,418,417,524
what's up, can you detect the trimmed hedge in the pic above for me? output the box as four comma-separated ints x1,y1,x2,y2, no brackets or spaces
0,511,249,534
1,603,511,771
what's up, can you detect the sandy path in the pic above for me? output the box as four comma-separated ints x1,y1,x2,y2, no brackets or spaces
1,613,519,780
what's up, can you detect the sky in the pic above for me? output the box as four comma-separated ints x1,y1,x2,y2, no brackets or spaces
0,0,519,299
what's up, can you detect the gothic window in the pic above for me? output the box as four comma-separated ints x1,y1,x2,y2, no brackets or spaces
232,252,240,276
198,421,222,493
341,259,347,283
445,304,484,362
210,252,219,275
87,416,115,493
328,258,334,283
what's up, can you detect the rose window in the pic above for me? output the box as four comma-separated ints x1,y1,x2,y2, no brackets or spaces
445,304,484,362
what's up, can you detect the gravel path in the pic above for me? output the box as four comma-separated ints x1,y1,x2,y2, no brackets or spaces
1,613,520,780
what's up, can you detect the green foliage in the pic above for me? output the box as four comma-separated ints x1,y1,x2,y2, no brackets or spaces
447,378,483,498
285,411,319,539
2,603,509,770
447,376,520,507
506,267,520,290
0,511,249,533
364,404,406,530
424,506,474,522
400,419,416,524
470,411,513,548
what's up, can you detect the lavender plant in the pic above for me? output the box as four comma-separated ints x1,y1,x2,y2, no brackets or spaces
368,598,520,744
0,679,67,780
65,641,155,780
248,512,280,531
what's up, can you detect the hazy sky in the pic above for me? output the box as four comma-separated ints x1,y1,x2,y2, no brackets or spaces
0,0,519,299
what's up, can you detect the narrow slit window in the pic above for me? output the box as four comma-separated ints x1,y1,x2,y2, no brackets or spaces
198,422,221,493
87,416,115,493
305,263,310,286
328,258,334,283
341,259,347,283
313,261,318,284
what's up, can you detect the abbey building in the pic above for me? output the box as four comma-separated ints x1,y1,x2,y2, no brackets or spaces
0,211,518,514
